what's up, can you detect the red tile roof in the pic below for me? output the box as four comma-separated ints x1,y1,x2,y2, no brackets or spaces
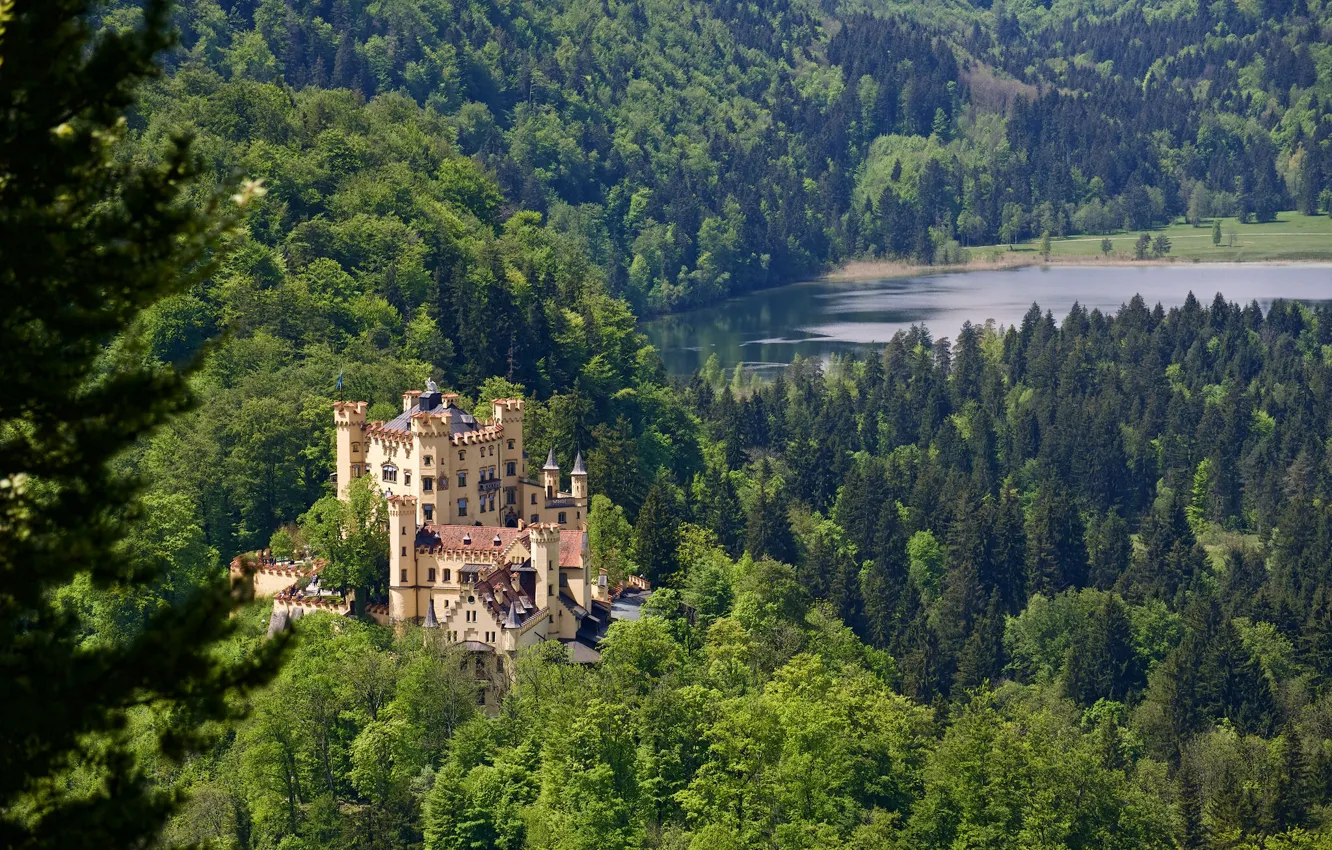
559,530,586,568
413,524,584,567
416,524,528,554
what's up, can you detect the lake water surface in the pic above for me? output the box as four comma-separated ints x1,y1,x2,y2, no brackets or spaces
642,264,1332,377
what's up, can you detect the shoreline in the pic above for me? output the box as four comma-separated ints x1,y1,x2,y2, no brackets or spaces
825,255,1332,283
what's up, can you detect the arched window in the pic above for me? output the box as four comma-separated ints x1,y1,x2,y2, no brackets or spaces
351,442,361,453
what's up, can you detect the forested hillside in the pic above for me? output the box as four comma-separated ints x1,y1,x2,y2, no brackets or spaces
104,0,1332,312
18,2,1332,849
150,295,1332,850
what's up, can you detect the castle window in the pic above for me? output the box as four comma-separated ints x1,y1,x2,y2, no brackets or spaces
476,687,486,706
496,657,504,674
423,503,434,522
506,462,516,476
457,471,467,487
507,440,514,450
351,442,361,453
404,471,412,486
401,546,407,556
424,456,432,466
576,511,581,520
457,498,468,517
531,494,537,505
382,463,398,483
401,526,406,536
428,568,436,583
423,477,433,492
443,569,451,582
351,464,361,477
400,569,407,582
558,512,567,524
506,488,516,505
530,514,539,523
488,494,496,512
458,450,466,461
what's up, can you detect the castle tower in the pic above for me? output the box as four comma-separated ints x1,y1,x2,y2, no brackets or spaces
387,495,419,622
542,448,560,499
492,397,525,460
334,401,368,498
571,451,588,502
529,523,561,621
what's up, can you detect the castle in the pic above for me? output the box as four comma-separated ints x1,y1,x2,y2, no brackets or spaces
332,382,612,677
333,380,588,530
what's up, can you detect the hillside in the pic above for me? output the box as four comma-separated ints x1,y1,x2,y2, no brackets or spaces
10,4,1332,850
102,0,1332,313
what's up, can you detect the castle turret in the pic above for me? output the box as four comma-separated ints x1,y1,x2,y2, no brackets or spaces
542,448,560,499
334,401,369,498
571,451,588,502
388,495,419,622
530,524,561,624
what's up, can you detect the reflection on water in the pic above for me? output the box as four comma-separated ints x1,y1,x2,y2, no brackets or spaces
643,264,1332,377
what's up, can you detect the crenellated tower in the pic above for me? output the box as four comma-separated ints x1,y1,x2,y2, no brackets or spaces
387,495,419,621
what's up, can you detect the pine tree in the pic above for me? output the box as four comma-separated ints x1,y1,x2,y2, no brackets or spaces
0,3,282,846
632,479,681,583
1177,760,1208,850
1266,724,1310,832
745,459,797,564
953,592,1005,691
1025,480,1087,595
1062,594,1142,706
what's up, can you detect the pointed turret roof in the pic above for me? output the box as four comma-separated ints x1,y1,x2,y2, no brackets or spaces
572,451,586,475
543,448,559,470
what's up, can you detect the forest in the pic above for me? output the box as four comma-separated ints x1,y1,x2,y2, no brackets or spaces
98,0,1332,312
8,1,1332,850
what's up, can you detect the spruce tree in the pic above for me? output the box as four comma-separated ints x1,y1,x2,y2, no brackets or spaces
0,2,281,847
632,478,681,583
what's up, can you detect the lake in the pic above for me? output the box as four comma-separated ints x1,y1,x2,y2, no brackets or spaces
642,263,1332,377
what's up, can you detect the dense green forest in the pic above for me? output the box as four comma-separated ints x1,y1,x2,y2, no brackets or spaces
11,1,1332,849
101,0,1332,312
150,294,1332,850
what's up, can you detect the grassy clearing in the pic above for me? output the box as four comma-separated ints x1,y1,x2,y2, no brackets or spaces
980,212,1332,262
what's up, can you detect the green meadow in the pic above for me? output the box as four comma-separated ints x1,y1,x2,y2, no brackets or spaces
986,212,1332,262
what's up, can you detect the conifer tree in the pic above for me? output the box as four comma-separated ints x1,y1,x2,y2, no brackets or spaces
632,478,681,583
1062,594,1142,706
744,459,797,565
0,2,281,847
